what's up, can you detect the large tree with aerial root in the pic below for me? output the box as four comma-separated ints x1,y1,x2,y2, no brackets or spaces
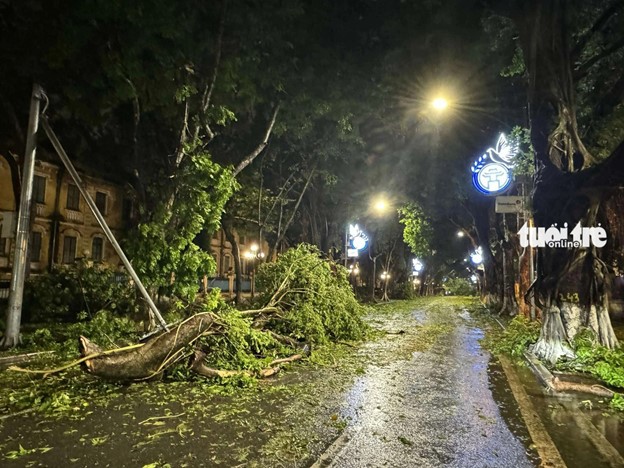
505,0,624,362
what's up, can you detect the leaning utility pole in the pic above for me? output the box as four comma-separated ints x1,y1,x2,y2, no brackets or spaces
1,84,42,348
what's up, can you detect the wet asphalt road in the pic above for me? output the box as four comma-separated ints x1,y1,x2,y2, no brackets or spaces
327,300,536,468
0,298,539,467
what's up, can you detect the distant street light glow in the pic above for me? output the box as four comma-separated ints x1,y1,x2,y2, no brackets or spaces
457,231,465,238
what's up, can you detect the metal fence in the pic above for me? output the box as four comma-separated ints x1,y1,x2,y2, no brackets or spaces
206,278,252,292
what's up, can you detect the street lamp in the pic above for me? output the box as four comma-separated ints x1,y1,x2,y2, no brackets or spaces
432,97,448,111
372,195,390,215
380,271,391,302
457,231,465,238
243,242,265,297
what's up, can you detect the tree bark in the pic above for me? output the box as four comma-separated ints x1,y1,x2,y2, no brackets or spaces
223,219,243,304
79,312,217,381
512,0,623,359
232,104,280,177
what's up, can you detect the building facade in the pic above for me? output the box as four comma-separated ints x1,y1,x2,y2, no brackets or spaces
0,157,134,280
0,155,267,287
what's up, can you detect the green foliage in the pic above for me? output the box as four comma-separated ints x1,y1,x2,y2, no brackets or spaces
557,329,624,389
22,260,141,323
398,203,433,259
125,152,235,302
442,278,476,296
610,393,624,412
487,315,541,358
393,281,417,300
509,126,535,177
199,305,283,372
256,244,367,344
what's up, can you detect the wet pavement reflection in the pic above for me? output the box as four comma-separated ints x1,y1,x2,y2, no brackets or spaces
328,299,539,467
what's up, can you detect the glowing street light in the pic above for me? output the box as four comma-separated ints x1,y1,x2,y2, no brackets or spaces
380,271,391,280
374,200,387,212
372,195,391,215
457,231,465,238
412,258,424,274
243,242,265,298
432,97,449,111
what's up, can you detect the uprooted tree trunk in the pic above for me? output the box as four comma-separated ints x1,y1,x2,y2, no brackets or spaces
75,259,320,382
80,312,218,381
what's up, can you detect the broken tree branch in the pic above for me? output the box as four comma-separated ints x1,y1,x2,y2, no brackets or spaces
233,104,280,177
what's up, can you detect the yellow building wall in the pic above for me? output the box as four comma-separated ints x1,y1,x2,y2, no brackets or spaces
0,156,130,280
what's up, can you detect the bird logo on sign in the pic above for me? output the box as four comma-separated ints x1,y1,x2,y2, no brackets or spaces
471,133,518,195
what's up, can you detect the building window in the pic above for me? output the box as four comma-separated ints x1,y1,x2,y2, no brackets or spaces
0,237,7,257
95,192,107,214
122,198,134,221
30,231,42,263
62,236,77,264
66,184,80,210
239,235,247,246
92,237,103,262
33,175,46,204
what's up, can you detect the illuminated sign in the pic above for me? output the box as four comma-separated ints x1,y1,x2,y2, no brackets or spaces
470,247,483,265
349,224,368,251
347,248,359,258
471,133,518,195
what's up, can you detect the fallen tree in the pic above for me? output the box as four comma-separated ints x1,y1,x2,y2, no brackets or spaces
13,244,366,383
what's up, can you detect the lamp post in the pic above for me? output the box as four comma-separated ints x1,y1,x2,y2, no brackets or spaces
243,242,265,298
380,271,391,302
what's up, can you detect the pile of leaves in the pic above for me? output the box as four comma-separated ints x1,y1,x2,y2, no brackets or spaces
484,315,541,358
556,329,624,390
256,244,367,345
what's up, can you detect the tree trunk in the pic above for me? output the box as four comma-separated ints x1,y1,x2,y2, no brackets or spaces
223,220,243,304
512,0,622,359
79,312,217,381
497,214,519,316
531,305,575,364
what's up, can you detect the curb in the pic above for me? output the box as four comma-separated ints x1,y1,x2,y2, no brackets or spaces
523,350,558,393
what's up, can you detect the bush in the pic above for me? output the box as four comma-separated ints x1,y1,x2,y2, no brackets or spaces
256,244,367,344
393,281,417,300
23,260,141,323
443,277,476,296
